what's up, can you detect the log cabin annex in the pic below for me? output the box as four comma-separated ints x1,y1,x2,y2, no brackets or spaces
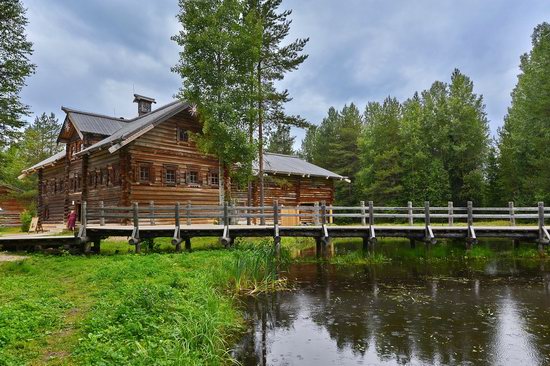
21,95,344,224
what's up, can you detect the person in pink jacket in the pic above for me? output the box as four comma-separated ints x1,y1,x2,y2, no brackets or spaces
67,210,77,231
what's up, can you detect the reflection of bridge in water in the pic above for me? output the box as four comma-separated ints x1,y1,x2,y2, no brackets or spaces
1,200,550,254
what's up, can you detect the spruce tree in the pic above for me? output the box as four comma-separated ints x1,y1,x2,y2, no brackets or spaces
498,22,550,204
0,0,36,147
266,124,295,155
358,98,404,205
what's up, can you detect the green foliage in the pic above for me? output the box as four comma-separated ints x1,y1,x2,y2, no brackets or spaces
266,124,295,155
0,0,36,147
498,22,550,205
301,104,363,206
0,240,291,365
172,0,257,198
230,239,290,293
19,209,31,232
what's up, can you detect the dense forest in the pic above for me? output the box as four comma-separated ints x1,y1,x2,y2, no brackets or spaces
1,0,549,210
298,22,550,207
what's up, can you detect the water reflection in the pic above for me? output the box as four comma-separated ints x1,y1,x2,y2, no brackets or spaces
233,260,550,365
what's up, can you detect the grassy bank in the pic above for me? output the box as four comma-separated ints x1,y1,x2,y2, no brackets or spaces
0,240,285,366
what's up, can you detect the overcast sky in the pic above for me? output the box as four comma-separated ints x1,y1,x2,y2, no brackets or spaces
21,0,550,145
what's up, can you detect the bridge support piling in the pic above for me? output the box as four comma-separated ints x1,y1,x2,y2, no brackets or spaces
410,239,416,249
513,239,520,249
92,237,101,254
185,237,192,252
362,237,370,251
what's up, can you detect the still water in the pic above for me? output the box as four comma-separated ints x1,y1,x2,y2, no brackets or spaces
233,248,550,365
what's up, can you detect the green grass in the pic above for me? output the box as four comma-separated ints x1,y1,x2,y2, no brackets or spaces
0,227,21,236
0,240,288,366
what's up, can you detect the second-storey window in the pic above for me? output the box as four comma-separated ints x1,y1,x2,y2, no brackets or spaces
177,127,189,142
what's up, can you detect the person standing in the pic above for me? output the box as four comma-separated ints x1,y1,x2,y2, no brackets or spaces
67,209,77,231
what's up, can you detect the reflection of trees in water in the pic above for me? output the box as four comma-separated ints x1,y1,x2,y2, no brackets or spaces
304,262,501,364
235,261,550,365
501,271,550,365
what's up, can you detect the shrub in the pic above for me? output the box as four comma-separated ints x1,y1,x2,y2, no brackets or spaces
20,210,32,232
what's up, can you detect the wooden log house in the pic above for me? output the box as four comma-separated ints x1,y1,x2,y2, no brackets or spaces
21,95,345,224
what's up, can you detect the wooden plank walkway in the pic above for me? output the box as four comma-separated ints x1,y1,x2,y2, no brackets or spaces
2,200,549,255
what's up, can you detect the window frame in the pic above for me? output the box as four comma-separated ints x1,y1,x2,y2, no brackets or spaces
209,170,220,187
164,165,177,186
177,126,189,143
138,163,152,183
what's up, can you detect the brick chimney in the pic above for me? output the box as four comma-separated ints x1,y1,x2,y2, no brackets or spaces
133,94,156,116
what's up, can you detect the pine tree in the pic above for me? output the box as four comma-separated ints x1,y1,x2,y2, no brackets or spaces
172,0,257,199
266,124,295,155
498,22,550,204
20,113,63,163
0,0,36,147
245,0,309,207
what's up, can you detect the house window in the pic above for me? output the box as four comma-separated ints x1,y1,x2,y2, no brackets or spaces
164,166,177,185
139,164,151,183
209,171,219,186
188,171,198,185
177,127,189,142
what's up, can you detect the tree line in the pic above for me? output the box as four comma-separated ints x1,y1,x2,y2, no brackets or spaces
301,22,550,208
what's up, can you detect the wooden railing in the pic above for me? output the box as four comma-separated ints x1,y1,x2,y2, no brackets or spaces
83,200,550,227
77,200,550,254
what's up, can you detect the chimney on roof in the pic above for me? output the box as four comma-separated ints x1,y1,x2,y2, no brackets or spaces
133,94,156,116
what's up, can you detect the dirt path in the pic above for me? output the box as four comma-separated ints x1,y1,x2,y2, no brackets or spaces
0,253,29,262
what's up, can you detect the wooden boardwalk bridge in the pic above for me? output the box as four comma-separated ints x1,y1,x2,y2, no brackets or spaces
2,200,549,255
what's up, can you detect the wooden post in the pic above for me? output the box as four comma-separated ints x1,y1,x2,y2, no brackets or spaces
321,201,327,225
79,201,87,238
448,201,453,226
149,201,155,225
538,202,545,252
509,201,515,226
273,200,280,258
361,201,366,226
186,201,191,226
368,201,374,226
231,202,236,225
424,201,430,227
424,201,432,248
410,239,416,249
99,201,105,226
133,202,141,254
185,237,191,252
223,201,229,226
408,201,413,226
174,202,181,252
466,201,474,250
92,237,101,254
260,202,265,226
314,202,320,225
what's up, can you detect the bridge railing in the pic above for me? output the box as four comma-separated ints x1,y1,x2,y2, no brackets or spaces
83,200,549,229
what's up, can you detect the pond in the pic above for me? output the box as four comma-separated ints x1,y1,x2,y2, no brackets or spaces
232,243,550,365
